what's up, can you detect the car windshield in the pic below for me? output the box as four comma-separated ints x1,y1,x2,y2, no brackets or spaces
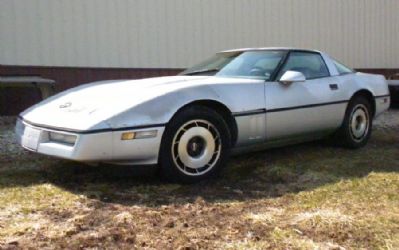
180,50,287,80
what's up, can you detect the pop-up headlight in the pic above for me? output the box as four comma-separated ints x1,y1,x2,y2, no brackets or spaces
49,132,77,145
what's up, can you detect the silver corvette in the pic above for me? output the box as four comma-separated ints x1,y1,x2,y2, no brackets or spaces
16,48,390,183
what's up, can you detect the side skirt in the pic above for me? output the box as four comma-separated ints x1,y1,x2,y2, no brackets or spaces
231,131,332,156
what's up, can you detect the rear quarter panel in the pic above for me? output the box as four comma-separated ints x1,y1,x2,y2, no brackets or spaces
337,72,390,117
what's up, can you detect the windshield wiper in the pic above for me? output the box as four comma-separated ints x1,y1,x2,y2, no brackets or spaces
183,68,220,75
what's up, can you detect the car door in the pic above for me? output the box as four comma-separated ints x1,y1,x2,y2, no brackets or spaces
265,51,347,140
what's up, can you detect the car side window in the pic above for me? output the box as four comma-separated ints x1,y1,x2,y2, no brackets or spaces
277,52,330,80
333,60,354,75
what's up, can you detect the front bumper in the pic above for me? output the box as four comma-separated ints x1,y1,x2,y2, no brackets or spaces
15,118,165,165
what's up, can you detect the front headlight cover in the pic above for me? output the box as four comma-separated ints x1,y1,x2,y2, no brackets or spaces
49,132,77,145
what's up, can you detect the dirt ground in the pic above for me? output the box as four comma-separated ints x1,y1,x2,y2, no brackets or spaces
0,110,398,249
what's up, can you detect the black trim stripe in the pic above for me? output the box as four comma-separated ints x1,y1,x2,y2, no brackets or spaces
267,100,349,113
19,116,166,135
233,100,349,117
80,124,167,134
232,109,266,117
374,94,390,99
20,95,383,133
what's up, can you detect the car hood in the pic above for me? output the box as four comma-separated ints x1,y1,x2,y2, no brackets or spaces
20,76,254,131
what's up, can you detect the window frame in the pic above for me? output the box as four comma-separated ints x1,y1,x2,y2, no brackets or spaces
272,50,331,81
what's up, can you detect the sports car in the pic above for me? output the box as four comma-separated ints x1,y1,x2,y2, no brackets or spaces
16,48,390,183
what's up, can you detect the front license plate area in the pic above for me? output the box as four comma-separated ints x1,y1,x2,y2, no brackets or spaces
22,126,41,150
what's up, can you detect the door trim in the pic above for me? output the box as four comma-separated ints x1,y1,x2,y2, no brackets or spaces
233,100,349,117
267,100,349,113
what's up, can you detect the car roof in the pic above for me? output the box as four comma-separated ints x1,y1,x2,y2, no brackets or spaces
220,47,322,53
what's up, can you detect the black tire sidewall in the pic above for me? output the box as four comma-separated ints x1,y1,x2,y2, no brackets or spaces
159,105,231,183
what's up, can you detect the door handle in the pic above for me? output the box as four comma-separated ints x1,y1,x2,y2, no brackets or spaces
329,84,338,90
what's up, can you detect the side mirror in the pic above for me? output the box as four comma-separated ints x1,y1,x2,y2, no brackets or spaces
279,71,306,84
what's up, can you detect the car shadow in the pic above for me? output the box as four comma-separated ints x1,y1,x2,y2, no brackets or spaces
1,124,399,207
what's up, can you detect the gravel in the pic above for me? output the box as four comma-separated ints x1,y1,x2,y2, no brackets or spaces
0,116,26,163
374,109,399,130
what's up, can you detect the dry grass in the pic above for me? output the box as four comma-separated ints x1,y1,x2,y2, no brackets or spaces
0,114,398,249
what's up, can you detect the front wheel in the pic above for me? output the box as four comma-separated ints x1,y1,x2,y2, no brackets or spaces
335,96,372,148
159,105,231,183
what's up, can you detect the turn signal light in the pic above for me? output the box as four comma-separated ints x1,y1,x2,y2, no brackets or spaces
121,130,158,140
121,132,136,140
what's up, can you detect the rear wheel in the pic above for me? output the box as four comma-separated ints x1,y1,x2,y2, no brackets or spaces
335,96,372,148
159,105,231,183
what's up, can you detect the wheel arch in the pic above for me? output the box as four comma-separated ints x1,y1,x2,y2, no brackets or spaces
170,100,238,147
350,89,376,117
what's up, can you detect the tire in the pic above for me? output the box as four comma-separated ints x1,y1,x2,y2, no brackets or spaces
159,105,231,183
335,96,373,148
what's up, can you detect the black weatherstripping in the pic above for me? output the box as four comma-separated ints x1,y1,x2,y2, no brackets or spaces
233,100,349,117
18,116,166,135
